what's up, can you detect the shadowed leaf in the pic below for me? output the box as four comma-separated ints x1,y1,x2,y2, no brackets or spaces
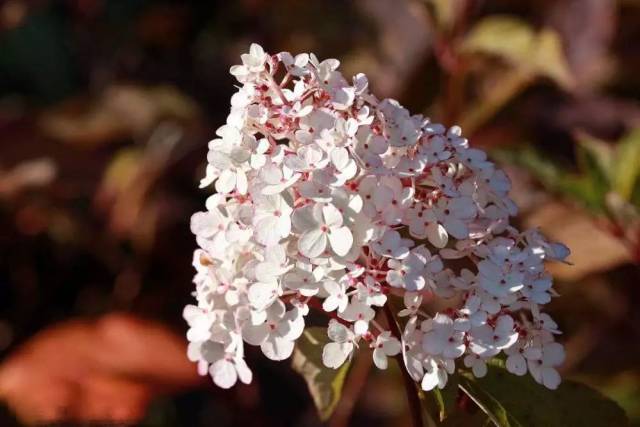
613,129,640,202
462,16,573,88
458,360,629,427
292,327,351,421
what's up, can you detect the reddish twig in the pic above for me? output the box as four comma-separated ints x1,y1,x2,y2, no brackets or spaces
383,304,425,427
329,354,373,427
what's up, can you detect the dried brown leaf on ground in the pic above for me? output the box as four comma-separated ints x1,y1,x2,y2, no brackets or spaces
0,314,204,425
0,158,56,199
38,85,198,148
523,202,631,281
94,123,185,250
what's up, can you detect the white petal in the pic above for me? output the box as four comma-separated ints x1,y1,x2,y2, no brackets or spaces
261,335,295,361
542,343,565,366
262,174,300,195
235,358,253,384
323,296,339,312
242,323,269,345
495,315,515,333
187,322,212,343
373,348,388,370
328,226,353,257
330,147,350,170
340,160,357,180
372,185,393,210
383,337,402,356
249,43,265,60
437,373,448,390
422,333,444,356
187,342,202,362
215,169,236,194
248,282,278,311
528,361,543,385
444,218,468,240
403,352,424,382
190,211,217,238
255,262,284,283
197,360,208,376
506,354,527,376
282,309,305,341
298,229,328,258
250,309,267,326
323,280,341,296
199,165,218,188
443,342,466,359
322,342,351,369
200,341,224,363
183,305,202,324
322,204,343,228
327,320,352,343
210,359,237,389
236,168,248,195
292,205,321,231
353,319,369,335
472,361,487,378
421,361,440,391
542,367,561,389
524,347,542,360
463,354,475,368
426,222,448,248
255,216,284,246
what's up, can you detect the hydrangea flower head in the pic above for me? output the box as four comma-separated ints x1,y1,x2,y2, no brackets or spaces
185,44,570,391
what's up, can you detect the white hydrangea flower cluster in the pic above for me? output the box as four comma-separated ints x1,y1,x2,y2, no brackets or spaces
184,44,570,391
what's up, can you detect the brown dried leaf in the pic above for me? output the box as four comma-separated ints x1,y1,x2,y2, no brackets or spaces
0,314,202,425
524,202,630,281
38,85,197,148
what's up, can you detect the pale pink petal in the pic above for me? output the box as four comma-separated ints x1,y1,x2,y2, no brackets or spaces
426,222,448,248
210,359,237,389
298,228,327,258
328,226,353,257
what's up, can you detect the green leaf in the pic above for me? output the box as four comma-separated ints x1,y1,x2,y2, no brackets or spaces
613,129,640,202
533,29,574,89
458,360,629,427
574,138,613,208
430,375,460,422
430,388,446,421
458,377,522,427
575,132,614,183
461,16,573,88
425,0,463,31
463,17,536,66
292,327,351,421
492,146,608,212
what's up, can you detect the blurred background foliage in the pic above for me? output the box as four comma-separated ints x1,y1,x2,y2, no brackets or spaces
0,0,639,426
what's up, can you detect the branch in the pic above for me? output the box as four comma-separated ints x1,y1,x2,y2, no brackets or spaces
383,304,425,427
329,354,373,427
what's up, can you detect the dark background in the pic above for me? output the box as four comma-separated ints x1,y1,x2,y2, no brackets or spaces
0,0,639,425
